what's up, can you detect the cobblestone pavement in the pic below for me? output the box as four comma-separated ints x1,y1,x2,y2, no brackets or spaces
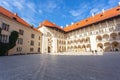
0,54,120,80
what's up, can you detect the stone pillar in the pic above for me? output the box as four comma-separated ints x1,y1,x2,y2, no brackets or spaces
90,35,97,51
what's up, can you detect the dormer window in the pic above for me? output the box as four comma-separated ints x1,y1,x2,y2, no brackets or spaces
86,20,88,22
13,17,17,20
100,14,103,17
76,23,79,25
116,8,120,11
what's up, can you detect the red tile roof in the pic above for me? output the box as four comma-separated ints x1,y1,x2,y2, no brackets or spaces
0,6,41,33
64,6,120,32
40,20,64,31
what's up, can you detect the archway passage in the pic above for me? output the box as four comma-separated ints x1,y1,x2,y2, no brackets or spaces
48,46,51,53
104,42,111,52
110,33,117,40
103,34,109,41
86,44,91,51
97,43,103,52
96,35,102,41
111,42,120,51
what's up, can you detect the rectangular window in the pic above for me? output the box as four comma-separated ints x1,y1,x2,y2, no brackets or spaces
30,40,34,46
101,22,107,28
2,23,9,31
16,47,22,52
39,36,40,40
0,34,8,43
108,19,114,26
17,38,23,44
19,29,24,35
38,42,40,46
30,48,34,52
31,34,35,38
38,48,40,52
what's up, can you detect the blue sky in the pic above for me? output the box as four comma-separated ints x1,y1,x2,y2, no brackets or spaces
0,0,120,28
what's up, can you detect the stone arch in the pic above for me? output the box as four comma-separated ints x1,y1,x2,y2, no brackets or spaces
96,35,102,41
71,46,73,49
80,39,83,43
104,42,110,46
104,46,111,52
74,46,77,49
71,40,73,43
86,37,90,43
82,38,86,43
82,45,86,52
78,39,80,42
103,34,109,40
104,42,111,52
97,43,103,52
74,40,77,43
111,41,120,51
110,33,117,40
67,46,70,49
86,44,91,51
48,46,51,53
118,32,120,39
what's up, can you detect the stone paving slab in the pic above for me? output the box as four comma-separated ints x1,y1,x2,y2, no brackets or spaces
0,54,120,80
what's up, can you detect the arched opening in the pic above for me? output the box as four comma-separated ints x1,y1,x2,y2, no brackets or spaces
80,39,83,43
118,32,120,39
104,42,111,52
96,35,102,41
82,45,86,52
78,45,81,52
67,41,70,44
74,46,77,52
111,41,120,51
110,33,117,40
82,38,86,43
86,44,91,51
71,41,73,44
64,47,66,52
78,39,80,43
97,43,103,52
86,37,90,43
103,34,109,41
48,46,51,53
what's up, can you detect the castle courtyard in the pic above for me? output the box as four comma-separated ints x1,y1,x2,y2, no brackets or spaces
0,53,120,80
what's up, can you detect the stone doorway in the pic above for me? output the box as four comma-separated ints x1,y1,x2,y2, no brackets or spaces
48,46,51,53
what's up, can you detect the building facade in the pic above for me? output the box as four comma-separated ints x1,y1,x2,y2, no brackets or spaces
38,6,120,54
0,6,42,55
0,5,120,55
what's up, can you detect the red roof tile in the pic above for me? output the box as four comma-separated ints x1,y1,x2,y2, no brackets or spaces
64,6,120,32
0,6,41,33
40,20,64,31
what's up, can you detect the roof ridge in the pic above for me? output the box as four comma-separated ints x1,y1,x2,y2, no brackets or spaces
0,6,41,33
64,6,120,32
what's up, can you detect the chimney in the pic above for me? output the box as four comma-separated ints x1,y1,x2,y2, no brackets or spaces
66,24,68,27
119,2,120,6
14,13,18,16
71,22,74,25
61,26,63,28
31,25,34,28
92,13,94,17
102,9,105,13
39,23,41,26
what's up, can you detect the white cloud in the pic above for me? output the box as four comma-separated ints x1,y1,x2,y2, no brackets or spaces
0,1,13,11
69,10,82,17
90,8,100,14
47,1,57,10
38,1,60,13
26,2,36,13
